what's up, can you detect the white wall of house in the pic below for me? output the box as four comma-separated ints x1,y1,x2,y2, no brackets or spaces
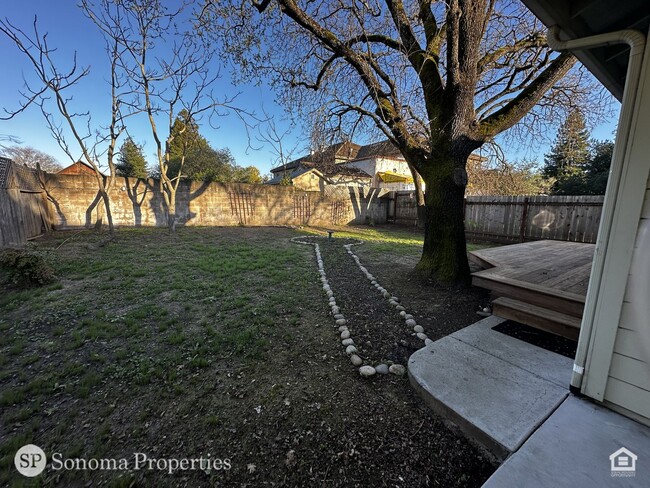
346,156,412,188
580,33,650,426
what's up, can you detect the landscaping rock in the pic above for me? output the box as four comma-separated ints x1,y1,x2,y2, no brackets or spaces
375,364,389,375
391,297,399,302
345,345,357,355
400,311,407,317
389,364,406,376
334,314,345,320
335,318,347,326
350,354,363,366
413,325,424,333
331,306,340,315
341,330,351,340
396,305,406,312
404,314,414,320
338,325,348,332
359,366,376,377
425,338,434,346
383,291,391,299
416,332,428,341
405,319,417,327
342,338,354,346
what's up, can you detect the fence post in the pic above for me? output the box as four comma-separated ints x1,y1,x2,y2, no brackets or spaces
519,197,529,242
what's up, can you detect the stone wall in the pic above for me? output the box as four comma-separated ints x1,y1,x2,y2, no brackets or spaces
43,173,388,229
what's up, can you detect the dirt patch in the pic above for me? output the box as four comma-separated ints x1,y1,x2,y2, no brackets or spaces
493,320,578,358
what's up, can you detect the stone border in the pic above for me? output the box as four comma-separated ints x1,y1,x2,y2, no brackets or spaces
291,235,406,378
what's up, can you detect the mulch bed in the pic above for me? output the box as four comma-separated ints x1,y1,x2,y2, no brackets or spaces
492,320,578,358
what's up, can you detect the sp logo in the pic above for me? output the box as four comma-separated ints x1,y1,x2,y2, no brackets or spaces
14,444,47,477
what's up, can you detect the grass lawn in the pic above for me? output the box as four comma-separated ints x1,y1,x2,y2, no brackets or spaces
0,226,495,487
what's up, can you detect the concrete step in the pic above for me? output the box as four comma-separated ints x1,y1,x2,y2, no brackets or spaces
492,297,581,341
408,316,572,459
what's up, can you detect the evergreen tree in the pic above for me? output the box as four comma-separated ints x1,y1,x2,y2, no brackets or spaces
116,138,148,178
543,111,590,195
583,141,613,195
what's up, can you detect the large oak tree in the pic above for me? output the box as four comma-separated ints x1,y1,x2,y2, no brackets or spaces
208,0,607,284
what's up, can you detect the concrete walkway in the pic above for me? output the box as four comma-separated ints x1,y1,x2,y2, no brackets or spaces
409,316,650,486
408,316,573,458
483,395,650,487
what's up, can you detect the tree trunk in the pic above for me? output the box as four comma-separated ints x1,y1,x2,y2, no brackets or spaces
101,190,114,233
167,189,177,233
415,160,470,285
414,173,426,229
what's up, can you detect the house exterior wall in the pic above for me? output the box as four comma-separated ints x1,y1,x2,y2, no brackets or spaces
604,175,650,424
346,156,414,189
328,174,372,188
292,171,324,191
580,34,650,426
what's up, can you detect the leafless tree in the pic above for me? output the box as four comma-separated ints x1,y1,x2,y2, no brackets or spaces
84,0,250,232
0,16,133,234
256,109,300,171
0,145,62,173
206,0,610,284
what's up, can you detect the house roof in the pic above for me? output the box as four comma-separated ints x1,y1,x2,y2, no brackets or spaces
271,139,402,175
58,160,105,176
521,0,650,101
266,166,325,185
354,140,403,160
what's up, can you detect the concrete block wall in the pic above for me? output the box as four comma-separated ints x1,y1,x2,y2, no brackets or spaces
43,174,388,229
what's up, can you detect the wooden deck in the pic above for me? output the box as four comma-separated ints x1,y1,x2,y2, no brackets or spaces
470,240,595,340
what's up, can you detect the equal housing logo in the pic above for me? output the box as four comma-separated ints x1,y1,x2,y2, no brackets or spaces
14,444,231,478
609,447,637,478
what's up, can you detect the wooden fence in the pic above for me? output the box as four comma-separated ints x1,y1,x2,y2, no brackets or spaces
465,195,604,243
0,158,51,247
391,191,604,244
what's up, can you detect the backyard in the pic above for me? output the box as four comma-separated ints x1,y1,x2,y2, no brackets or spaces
0,225,495,487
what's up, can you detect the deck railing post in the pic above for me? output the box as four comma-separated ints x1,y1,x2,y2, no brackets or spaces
519,197,530,242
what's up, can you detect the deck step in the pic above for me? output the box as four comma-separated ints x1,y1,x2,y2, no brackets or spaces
492,297,581,341
472,269,585,317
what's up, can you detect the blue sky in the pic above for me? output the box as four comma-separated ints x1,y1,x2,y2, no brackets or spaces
0,1,619,175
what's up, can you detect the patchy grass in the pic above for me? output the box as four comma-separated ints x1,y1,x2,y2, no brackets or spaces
0,226,494,487
306,224,491,265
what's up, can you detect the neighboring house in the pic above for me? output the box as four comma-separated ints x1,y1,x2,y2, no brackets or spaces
267,140,488,192
58,161,104,176
265,164,330,191
521,0,650,428
266,140,414,190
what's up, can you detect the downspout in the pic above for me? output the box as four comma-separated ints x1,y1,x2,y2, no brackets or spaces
546,26,646,391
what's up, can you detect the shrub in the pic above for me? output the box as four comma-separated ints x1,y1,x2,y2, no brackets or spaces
0,248,56,286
